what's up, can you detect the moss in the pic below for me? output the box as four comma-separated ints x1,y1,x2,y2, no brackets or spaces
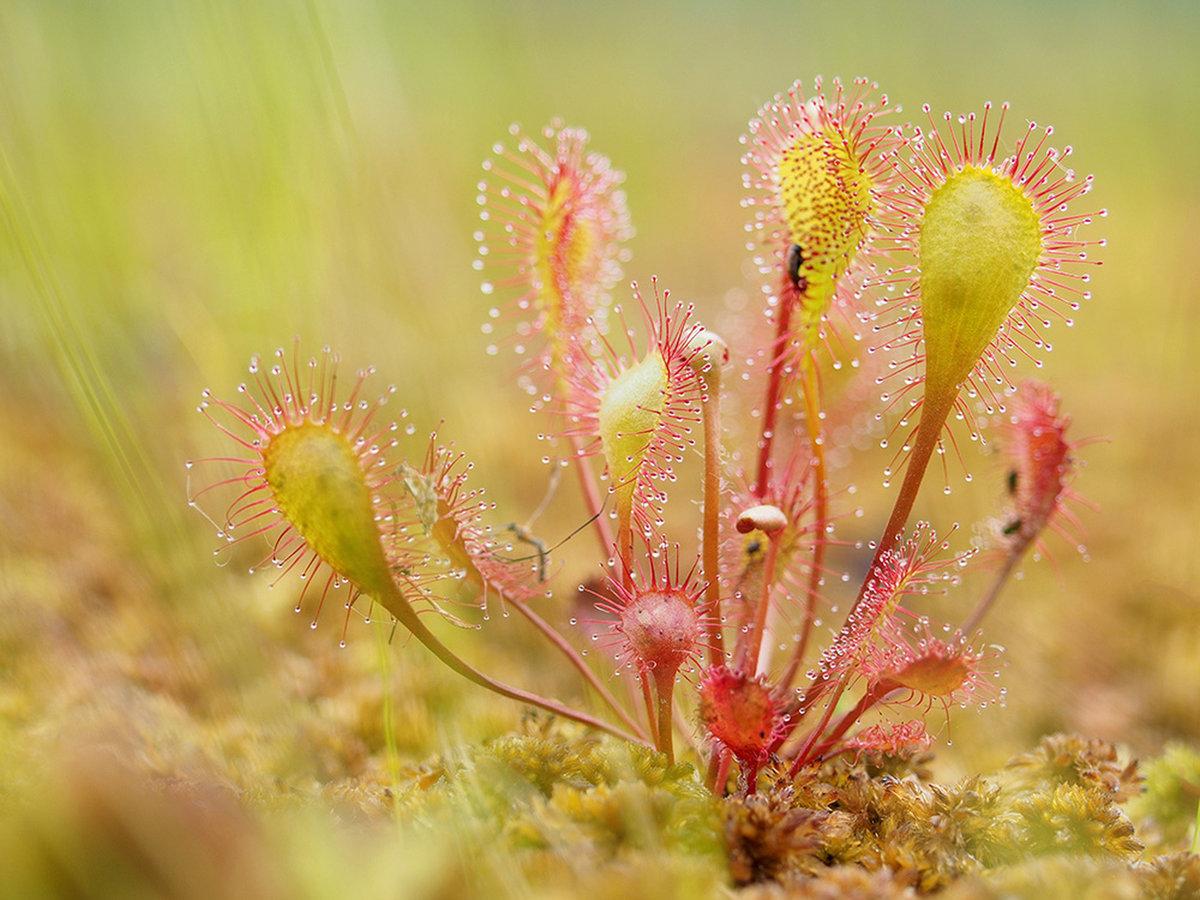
1006,733,1142,803
703,738,1155,894
1135,852,1200,899
740,864,917,899
724,787,828,886
1130,743,1200,848
1010,782,1142,860
398,719,722,870
946,855,1140,899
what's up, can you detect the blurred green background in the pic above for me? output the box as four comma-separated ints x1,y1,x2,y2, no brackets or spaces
1,1,1197,895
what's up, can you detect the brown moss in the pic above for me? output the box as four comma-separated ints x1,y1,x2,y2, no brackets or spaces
1135,852,1200,899
1006,733,1142,802
724,787,829,885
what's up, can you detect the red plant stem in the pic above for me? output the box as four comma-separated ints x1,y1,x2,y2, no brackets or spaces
780,352,828,687
753,281,797,497
653,667,677,764
845,393,955,621
961,535,1031,635
700,386,726,664
738,532,782,674
781,395,958,746
507,595,648,741
744,759,762,796
769,689,818,753
640,670,659,746
714,750,733,795
807,687,886,760
788,677,848,776
382,581,645,745
568,433,614,554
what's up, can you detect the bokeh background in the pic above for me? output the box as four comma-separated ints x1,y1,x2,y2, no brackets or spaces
1,1,1197,895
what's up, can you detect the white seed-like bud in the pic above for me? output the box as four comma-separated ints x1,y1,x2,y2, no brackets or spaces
736,504,787,536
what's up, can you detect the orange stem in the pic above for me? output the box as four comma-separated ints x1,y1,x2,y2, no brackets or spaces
846,394,954,620
787,393,955,728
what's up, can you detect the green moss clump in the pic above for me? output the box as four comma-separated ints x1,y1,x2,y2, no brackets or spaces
398,717,722,868
1130,743,1200,848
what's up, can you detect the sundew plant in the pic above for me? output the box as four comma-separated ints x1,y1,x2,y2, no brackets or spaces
184,77,1196,894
